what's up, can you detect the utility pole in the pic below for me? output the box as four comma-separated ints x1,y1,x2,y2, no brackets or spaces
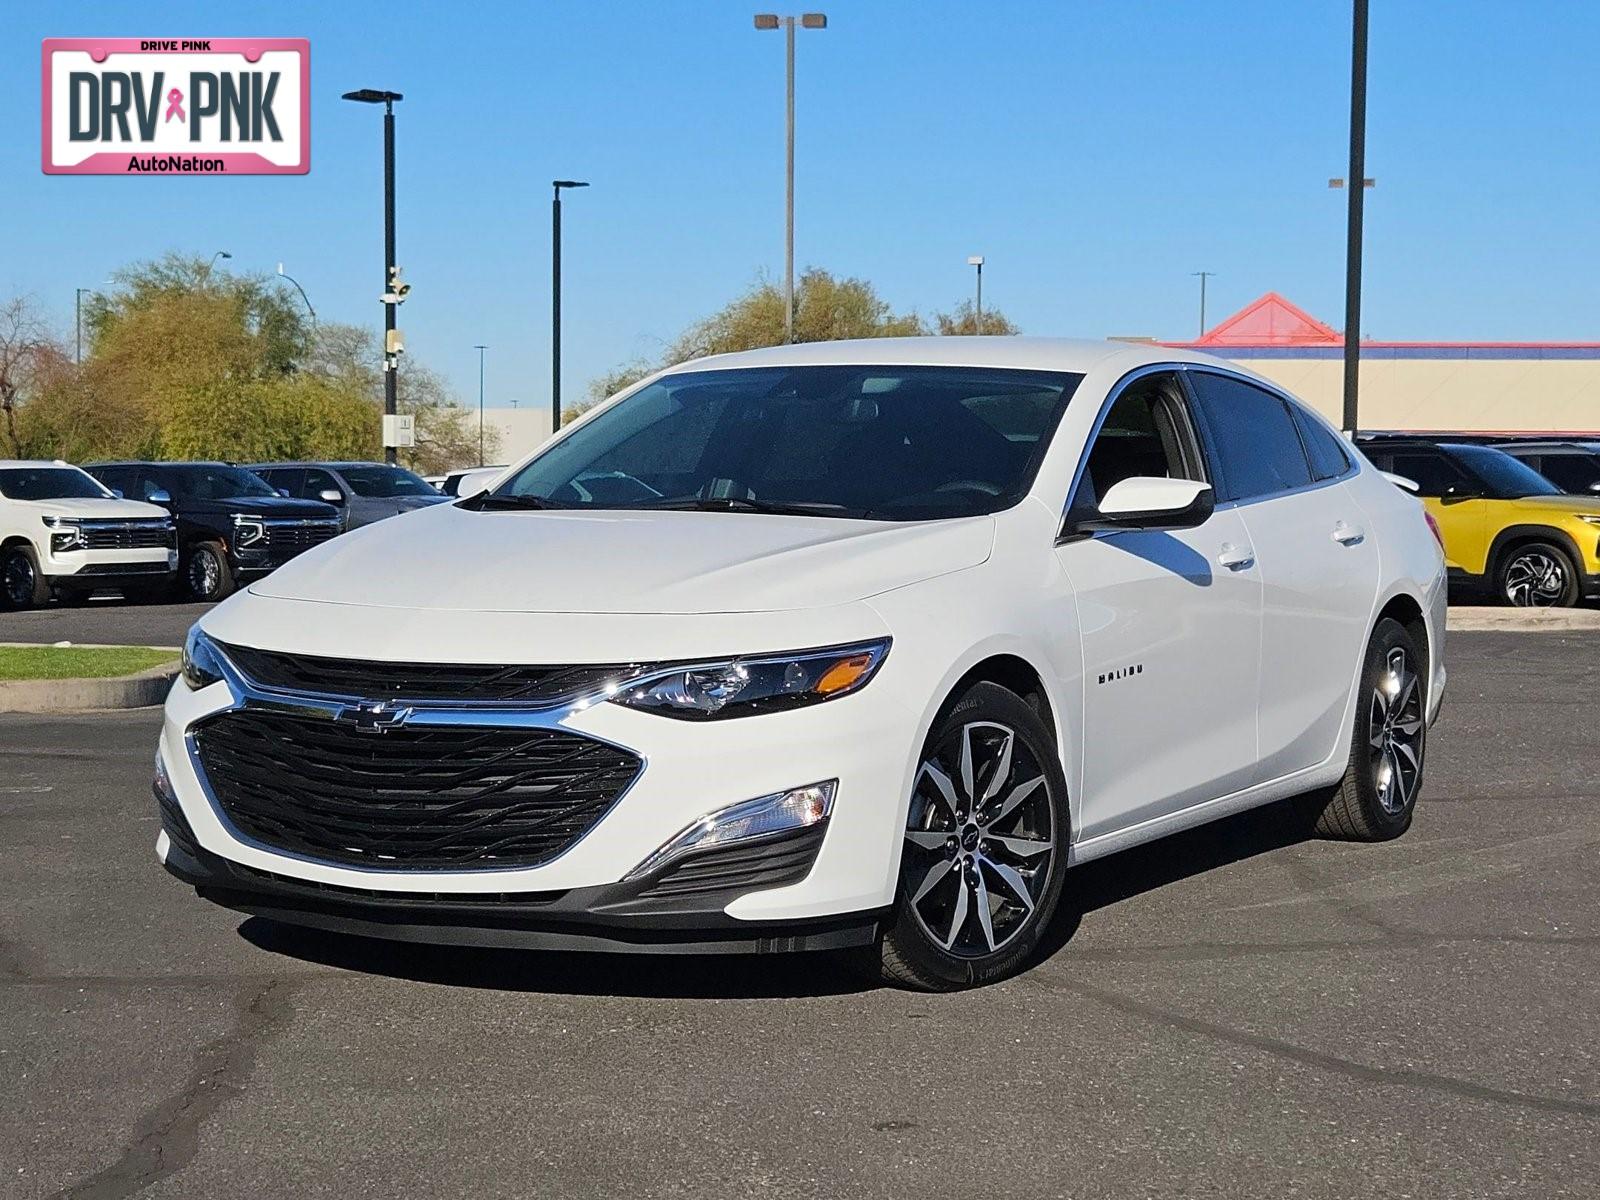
474,344,488,466
1341,0,1369,433
1191,271,1215,337
968,256,985,334
755,13,827,343
552,180,589,436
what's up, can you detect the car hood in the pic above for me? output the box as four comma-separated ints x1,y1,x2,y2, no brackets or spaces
184,495,339,518
249,502,995,614
393,495,451,511
25,497,170,521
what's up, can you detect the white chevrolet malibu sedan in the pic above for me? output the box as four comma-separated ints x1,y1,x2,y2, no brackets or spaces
157,338,1447,989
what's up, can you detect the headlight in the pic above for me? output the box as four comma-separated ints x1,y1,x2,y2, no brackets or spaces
231,514,265,546
611,639,890,720
42,515,84,553
181,626,225,690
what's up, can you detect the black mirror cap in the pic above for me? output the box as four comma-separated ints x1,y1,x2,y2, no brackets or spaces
1061,485,1215,540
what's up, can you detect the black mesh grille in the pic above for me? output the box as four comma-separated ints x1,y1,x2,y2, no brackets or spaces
635,826,827,900
81,522,174,550
220,642,638,705
262,521,339,549
192,708,642,868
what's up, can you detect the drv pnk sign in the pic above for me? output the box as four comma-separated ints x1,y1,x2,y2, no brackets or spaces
42,38,309,175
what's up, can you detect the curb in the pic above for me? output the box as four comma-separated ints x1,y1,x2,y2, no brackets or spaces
1447,607,1600,632
0,660,179,713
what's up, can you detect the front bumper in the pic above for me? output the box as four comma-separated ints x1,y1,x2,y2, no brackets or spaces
45,547,177,581
158,601,919,938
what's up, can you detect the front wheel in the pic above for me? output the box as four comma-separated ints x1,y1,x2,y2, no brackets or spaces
184,542,235,602
870,682,1069,991
1497,541,1579,608
1,545,50,610
1310,618,1426,841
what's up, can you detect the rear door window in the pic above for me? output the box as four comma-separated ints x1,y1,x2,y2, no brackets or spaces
1290,406,1354,480
1186,372,1314,502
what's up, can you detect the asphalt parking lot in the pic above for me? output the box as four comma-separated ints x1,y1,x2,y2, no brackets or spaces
2,600,208,649
2,629,1597,1199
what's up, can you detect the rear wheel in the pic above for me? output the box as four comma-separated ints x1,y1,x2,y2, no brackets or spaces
1310,618,1426,841
1,545,50,610
870,682,1069,991
184,542,235,602
1497,541,1579,608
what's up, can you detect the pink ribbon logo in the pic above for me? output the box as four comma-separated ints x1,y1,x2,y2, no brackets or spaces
164,88,185,123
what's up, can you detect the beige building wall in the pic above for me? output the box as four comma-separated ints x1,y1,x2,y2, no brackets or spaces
479,408,556,467
1224,356,1600,433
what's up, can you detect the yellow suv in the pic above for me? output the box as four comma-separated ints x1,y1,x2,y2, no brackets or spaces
1359,438,1600,607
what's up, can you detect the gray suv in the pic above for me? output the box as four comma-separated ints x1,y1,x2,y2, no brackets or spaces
249,462,449,530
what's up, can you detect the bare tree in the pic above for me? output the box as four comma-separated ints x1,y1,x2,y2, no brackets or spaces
0,298,67,458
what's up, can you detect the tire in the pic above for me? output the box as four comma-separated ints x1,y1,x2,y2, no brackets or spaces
1311,618,1426,841
1,545,51,610
183,541,235,602
869,681,1070,991
1496,540,1580,608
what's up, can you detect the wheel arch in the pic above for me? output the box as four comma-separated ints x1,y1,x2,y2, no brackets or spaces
1372,591,1430,683
1486,524,1584,583
942,653,1060,750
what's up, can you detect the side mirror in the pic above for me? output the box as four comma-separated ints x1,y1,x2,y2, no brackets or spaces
1441,483,1482,502
1587,480,1600,495
1381,471,1420,494
318,488,345,505
146,489,172,505
1067,477,1215,536
110,488,125,499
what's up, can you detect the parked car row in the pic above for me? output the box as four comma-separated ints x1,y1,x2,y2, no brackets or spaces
0,458,451,609
1356,433,1600,607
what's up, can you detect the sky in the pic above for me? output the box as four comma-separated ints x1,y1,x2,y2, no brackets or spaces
5,1,1600,411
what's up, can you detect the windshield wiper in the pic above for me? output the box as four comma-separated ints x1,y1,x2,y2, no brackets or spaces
627,496,867,518
458,492,571,511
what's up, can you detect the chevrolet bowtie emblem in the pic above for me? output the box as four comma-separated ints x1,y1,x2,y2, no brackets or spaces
346,700,412,733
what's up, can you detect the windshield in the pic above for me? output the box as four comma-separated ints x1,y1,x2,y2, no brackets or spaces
339,465,439,498
166,465,279,500
0,466,110,501
1449,445,1563,498
491,365,1083,520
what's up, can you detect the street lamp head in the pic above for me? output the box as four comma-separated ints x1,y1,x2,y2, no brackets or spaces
342,89,403,104
754,13,780,29
967,255,984,267
801,12,827,28
552,180,590,191
217,251,232,260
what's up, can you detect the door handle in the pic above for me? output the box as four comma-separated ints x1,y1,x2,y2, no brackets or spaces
1217,543,1255,570
1332,522,1366,546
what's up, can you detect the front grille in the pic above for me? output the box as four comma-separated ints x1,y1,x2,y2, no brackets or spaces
262,520,340,549
219,642,637,705
635,826,827,900
81,521,174,550
192,707,642,868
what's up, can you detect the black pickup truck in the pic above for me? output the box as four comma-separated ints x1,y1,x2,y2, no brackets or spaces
86,461,342,601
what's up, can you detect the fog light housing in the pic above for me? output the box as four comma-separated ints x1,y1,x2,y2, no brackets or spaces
154,746,175,801
623,780,836,881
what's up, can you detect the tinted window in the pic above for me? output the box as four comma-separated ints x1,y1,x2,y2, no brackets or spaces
1535,454,1600,494
497,365,1083,521
338,465,437,498
1384,451,1470,497
1445,444,1561,499
303,468,342,499
1188,373,1313,502
162,465,278,500
1290,406,1353,480
1079,374,1205,509
0,466,110,500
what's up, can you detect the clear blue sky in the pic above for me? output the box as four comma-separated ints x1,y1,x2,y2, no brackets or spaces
6,1,1599,409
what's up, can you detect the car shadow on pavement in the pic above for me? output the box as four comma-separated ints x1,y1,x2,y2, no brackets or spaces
237,793,1322,999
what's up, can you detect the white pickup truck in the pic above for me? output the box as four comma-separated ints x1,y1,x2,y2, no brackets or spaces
0,460,177,609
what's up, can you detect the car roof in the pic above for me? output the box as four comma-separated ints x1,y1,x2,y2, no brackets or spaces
1494,440,1599,453
247,461,387,469
0,460,91,470
656,335,1233,377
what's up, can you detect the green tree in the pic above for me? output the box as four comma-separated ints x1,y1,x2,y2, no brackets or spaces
0,298,70,458
934,300,1020,336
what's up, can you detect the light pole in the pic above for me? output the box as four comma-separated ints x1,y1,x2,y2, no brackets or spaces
1340,0,1369,434
206,250,231,281
343,88,405,464
754,12,827,343
552,180,588,436
75,287,90,365
275,263,317,327
967,255,984,334
474,344,488,466
1190,271,1215,337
